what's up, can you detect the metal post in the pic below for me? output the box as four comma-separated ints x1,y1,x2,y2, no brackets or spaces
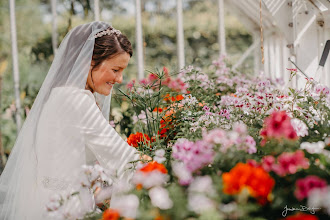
218,0,226,56
9,0,22,133
135,0,144,80
176,0,185,70
94,0,100,21
51,0,58,55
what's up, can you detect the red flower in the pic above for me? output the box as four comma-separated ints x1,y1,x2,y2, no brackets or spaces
102,209,120,220
260,111,298,146
127,132,152,148
283,213,318,220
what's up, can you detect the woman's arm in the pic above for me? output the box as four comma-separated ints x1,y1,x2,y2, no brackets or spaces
76,90,140,179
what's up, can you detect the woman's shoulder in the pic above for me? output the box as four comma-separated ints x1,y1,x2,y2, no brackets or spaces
51,87,95,100
50,87,96,109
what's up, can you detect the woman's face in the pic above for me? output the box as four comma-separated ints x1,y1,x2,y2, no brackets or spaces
86,52,130,95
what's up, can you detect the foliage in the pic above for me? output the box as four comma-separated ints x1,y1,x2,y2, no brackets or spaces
46,58,330,220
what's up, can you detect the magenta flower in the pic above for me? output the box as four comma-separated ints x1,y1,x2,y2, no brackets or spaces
295,176,327,201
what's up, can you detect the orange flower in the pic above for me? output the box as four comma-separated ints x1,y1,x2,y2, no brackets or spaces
154,215,164,220
139,161,168,174
127,132,152,148
176,94,184,101
153,107,163,112
222,163,275,204
102,209,120,220
163,94,184,102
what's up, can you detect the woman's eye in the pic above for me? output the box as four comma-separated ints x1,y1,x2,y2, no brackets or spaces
113,69,119,73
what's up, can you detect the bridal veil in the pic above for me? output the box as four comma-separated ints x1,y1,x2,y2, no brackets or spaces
0,21,115,219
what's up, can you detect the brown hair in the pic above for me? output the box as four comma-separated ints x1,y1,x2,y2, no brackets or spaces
88,27,133,93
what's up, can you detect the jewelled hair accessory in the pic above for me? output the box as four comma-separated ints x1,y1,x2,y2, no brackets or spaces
94,27,121,39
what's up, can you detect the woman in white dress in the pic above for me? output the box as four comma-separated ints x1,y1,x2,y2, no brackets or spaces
0,21,143,219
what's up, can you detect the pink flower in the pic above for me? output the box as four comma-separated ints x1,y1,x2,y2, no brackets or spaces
260,111,298,146
272,150,309,176
148,73,158,82
126,80,135,90
139,78,148,86
172,139,214,173
245,136,257,154
163,66,169,76
295,176,327,201
203,129,226,145
261,155,276,172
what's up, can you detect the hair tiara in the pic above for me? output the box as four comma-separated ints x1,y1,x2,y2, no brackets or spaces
94,27,121,39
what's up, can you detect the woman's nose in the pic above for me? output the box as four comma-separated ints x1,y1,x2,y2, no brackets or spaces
115,73,123,84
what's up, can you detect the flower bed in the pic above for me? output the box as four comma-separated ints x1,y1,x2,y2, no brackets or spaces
47,57,330,220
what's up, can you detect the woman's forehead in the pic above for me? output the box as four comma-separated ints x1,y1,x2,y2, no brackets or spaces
104,53,130,67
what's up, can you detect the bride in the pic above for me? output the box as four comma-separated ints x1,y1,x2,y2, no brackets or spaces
0,21,145,219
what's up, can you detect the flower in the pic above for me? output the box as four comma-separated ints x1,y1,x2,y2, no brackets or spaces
188,176,215,195
271,150,309,176
222,163,275,204
139,161,168,174
153,149,166,163
308,186,330,215
133,161,168,189
260,111,298,145
102,209,120,220
261,155,276,172
126,80,135,90
294,176,327,201
127,132,152,148
149,186,173,210
172,138,214,172
172,161,193,185
300,141,325,154
291,118,308,137
110,194,139,219
283,212,319,220
188,194,215,214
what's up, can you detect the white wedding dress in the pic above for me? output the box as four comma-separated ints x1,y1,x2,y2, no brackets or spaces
0,21,136,220
32,86,139,218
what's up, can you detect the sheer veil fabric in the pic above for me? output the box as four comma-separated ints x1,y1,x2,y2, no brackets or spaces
0,21,138,219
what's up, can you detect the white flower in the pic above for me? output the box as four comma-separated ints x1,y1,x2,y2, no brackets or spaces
132,171,168,188
308,187,330,215
188,194,215,214
94,187,112,204
232,122,247,134
180,94,198,106
300,141,325,154
172,162,193,185
291,118,309,137
188,176,215,196
149,186,173,210
111,194,139,219
153,149,166,163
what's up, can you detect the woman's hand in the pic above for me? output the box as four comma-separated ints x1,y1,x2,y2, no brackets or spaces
140,154,152,161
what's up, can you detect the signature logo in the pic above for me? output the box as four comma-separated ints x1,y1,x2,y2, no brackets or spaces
282,205,321,217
